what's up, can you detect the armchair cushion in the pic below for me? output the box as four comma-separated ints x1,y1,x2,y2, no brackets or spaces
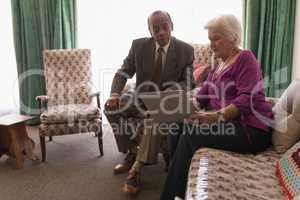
40,118,101,136
41,104,100,124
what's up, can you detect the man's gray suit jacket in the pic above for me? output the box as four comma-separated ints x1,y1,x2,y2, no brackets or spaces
110,36,195,94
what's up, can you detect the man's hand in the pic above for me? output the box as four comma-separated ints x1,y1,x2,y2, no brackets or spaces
186,111,218,124
105,94,120,110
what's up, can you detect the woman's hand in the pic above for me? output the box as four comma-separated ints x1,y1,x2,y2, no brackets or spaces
186,111,218,124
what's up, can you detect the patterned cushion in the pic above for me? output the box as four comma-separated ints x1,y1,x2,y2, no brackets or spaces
43,49,92,106
272,79,300,153
193,63,211,85
41,104,100,124
39,118,101,136
276,141,300,199
186,148,283,200
191,43,221,66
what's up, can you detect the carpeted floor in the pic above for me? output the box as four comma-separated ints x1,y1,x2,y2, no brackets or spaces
0,124,166,200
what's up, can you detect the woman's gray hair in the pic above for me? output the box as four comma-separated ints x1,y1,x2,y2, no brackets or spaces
204,14,242,47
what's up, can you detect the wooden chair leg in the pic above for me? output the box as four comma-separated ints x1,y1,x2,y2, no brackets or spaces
49,136,53,141
40,136,46,162
97,127,104,156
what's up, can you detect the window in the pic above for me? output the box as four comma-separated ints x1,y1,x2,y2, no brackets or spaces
0,0,19,113
0,0,243,115
77,0,243,104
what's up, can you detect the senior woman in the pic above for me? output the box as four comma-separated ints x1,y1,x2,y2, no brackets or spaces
160,14,273,200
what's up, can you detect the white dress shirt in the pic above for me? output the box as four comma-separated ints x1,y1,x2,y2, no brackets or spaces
155,40,170,70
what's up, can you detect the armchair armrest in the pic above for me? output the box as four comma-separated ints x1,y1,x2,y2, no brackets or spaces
35,95,50,102
35,95,50,114
89,92,100,109
89,92,100,98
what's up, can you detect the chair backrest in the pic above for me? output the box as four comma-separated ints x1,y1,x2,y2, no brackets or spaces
43,49,92,106
191,43,221,67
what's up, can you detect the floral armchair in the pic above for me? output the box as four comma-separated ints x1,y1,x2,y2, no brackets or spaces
36,49,103,162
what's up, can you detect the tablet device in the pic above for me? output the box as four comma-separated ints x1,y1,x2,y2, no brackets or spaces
138,90,199,123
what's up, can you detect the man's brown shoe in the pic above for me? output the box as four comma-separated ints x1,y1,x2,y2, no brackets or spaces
114,152,136,174
121,170,140,195
113,162,133,174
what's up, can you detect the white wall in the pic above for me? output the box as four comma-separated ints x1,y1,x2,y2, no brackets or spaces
77,0,243,106
292,0,300,79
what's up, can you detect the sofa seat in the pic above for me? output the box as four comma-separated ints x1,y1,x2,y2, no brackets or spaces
186,148,284,200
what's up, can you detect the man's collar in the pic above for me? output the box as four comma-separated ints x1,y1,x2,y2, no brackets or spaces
155,40,171,53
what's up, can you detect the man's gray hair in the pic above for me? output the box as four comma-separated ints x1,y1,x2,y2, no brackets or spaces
205,14,242,47
147,10,172,28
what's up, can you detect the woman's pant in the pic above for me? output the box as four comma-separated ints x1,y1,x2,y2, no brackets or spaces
161,122,271,200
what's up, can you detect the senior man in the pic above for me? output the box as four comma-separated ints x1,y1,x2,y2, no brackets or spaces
104,10,194,194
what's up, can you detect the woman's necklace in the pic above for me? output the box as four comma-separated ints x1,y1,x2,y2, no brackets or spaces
213,48,240,80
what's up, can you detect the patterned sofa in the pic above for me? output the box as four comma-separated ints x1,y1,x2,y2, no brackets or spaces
184,45,300,200
124,43,290,199
186,147,284,200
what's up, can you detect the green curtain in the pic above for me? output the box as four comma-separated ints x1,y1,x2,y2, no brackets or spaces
11,0,77,115
243,0,296,97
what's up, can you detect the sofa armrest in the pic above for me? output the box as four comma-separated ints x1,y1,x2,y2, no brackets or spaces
265,97,279,107
89,92,100,109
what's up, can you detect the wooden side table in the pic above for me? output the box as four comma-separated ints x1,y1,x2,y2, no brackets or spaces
0,114,37,169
